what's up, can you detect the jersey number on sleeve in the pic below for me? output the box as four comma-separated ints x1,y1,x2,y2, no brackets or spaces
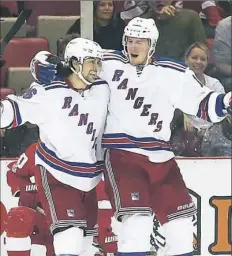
12,153,29,173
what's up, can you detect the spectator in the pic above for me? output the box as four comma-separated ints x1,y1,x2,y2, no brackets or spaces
67,0,125,50
151,2,206,61
212,16,232,93
120,1,153,21
171,1,230,38
171,42,231,156
197,1,230,38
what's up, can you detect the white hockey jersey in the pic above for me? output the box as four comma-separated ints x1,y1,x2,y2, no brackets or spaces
99,51,226,162
1,80,110,191
185,74,225,130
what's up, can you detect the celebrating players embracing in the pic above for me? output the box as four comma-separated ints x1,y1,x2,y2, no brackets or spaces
30,17,231,256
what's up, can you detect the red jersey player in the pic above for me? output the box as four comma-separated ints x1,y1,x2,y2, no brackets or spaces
5,142,104,256
5,143,54,256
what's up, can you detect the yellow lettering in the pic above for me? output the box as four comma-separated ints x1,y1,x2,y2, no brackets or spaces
209,196,232,254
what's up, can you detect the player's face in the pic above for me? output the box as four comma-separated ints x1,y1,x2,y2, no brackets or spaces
126,37,150,65
96,0,114,21
82,57,102,83
186,47,208,75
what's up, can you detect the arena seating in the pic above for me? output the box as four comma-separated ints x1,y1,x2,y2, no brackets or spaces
0,87,15,99
37,16,80,54
0,17,27,38
6,67,34,94
0,37,49,87
25,1,80,28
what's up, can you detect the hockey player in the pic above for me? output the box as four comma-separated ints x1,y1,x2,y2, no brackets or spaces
1,38,109,256
29,17,231,256
5,143,55,256
5,142,102,256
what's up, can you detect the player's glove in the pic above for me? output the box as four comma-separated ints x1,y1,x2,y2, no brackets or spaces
30,51,64,85
223,92,232,115
19,182,38,209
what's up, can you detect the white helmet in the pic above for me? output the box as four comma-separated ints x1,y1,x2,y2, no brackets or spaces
64,38,103,85
122,17,159,59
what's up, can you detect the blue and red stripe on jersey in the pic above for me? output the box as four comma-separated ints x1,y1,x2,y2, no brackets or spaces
102,133,171,151
196,92,212,122
7,99,22,128
196,92,226,122
36,141,104,178
215,94,226,117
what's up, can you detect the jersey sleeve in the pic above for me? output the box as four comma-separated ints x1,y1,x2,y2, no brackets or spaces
172,68,226,123
6,143,37,196
99,50,112,82
0,83,47,129
7,161,31,197
7,143,36,178
209,78,225,93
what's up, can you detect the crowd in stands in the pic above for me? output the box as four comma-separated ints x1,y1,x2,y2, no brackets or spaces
0,0,231,158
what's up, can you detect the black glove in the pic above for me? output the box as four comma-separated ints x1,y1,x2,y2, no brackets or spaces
47,55,71,77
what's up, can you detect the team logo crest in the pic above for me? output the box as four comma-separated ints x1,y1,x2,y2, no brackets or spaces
131,192,140,201
67,208,75,217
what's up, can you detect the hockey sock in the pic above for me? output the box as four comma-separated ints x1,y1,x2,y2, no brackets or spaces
7,252,30,256
6,237,31,256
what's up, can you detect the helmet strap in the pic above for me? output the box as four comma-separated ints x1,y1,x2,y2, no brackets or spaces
70,64,92,86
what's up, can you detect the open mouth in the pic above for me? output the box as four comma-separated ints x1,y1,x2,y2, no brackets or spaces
193,66,203,70
90,73,97,79
131,54,139,58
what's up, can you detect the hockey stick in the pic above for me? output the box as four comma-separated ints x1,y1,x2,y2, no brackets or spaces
0,9,32,67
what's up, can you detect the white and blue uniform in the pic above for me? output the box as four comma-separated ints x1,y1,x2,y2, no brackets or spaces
1,80,109,191
100,51,226,162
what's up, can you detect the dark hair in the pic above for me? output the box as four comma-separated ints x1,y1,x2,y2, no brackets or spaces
185,42,209,61
56,33,80,77
93,0,115,12
57,33,80,58
93,0,120,31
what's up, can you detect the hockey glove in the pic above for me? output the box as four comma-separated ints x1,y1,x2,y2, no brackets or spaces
30,51,64,85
